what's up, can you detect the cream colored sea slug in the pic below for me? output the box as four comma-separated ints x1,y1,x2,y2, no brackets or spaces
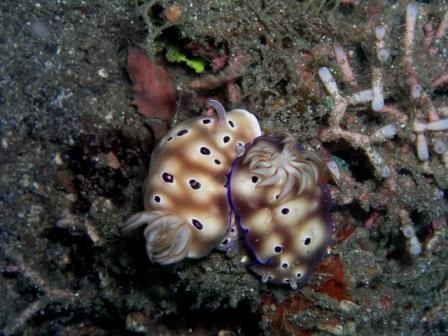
121,101,262,264
229,136,336,289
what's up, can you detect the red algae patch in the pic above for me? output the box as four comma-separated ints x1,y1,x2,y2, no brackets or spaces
312,255,349,302
127,47,175,122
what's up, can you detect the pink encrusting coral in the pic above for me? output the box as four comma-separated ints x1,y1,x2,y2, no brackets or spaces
127,48,176,122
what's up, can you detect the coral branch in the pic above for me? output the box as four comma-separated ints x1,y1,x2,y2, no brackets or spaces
189,52,245,90
434,9,448,40
318,66,393,179
2,256,78,335
333,43,358,90
431,73,448,89
399,209,422,256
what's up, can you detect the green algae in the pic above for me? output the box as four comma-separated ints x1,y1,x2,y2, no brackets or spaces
165,45,206,73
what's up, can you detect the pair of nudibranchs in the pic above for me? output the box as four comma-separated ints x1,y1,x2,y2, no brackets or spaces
121,100,337,289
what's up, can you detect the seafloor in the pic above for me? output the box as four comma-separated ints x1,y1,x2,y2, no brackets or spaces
1,1,447,335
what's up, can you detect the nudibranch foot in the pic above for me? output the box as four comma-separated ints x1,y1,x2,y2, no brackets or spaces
122,210,191,265
235,142,246,157
251,261,309,290
216,212,239,251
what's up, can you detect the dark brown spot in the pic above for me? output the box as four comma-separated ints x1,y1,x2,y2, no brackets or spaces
228,120,235,128
281,208,289,215
162,172,174,183
304,237,311,245
222,238,229,245
192,219,203,230
189,179,201,189
200,147,211,155
223,136,231,143
251,176,258,183
274,245,282,253
167,137,173,142
177,129,189,136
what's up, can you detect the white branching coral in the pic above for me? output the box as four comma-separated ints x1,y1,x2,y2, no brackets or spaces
315,4,447,262
414,119,448,161
319,3,448,175
243,137,333,201
318,66,395,179
403,4,448,166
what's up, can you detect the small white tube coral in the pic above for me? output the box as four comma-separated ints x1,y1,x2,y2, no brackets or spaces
405,4,418,57
413,119,448,160
411,84,423,99
399,209,422,256
375,25,385,40
319,67,339,97
426,119,448,131
432,140,446,154
377,49,390,63
409,236,422,256
371,67,384,112
416,133,429,161
402,225,422,256
333,43,358,89
370,124,397,143
375,26,390,63
348,90,373,105
402,225,415,238
380,124,397,138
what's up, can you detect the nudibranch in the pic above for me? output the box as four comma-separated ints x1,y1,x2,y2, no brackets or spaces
229,136,335,289
121,100,262,264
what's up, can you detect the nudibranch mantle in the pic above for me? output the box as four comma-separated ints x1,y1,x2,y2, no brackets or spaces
121,101,262,264
229,136,335,289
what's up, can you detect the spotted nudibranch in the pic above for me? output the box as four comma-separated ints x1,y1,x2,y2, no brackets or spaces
122,100,336,289
121,100,262,264
229,136,335,289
